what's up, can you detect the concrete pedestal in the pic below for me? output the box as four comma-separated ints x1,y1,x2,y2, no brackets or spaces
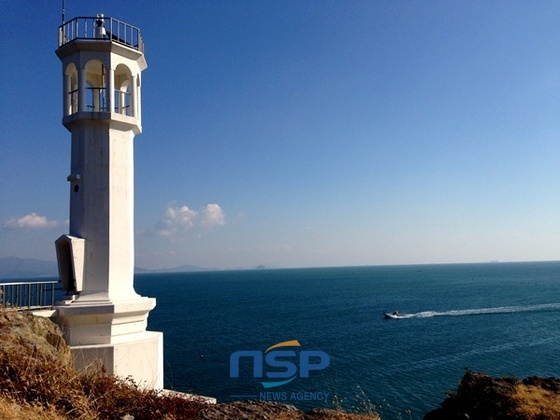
53,297,163,389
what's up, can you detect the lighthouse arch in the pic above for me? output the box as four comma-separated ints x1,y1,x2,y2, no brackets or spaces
114,63,135,117
85,59,108,112
64,63,78,115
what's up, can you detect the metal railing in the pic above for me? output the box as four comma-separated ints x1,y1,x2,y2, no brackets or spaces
67,88,131,115
59,16,144,53
86,86,109,112
115,89,131,115
0,281,60,311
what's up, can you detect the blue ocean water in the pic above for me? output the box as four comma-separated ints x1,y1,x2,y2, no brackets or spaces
134,261,560,419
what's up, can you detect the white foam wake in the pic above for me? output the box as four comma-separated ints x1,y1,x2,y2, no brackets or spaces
395,302,560,319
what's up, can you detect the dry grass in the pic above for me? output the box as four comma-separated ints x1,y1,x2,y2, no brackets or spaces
0,398,68,420
275,411,380,420
0,307,207,419
305,410,380,419
510,383,560,420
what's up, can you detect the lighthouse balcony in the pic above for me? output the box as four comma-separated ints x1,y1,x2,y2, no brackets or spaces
59,16,143,53
68,87,131,115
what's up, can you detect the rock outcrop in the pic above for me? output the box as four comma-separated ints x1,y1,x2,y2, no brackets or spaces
425,370,560,419
0,308,70,362
199,400,379,419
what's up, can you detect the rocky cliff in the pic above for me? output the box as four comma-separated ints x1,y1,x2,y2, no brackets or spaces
425,370,560,419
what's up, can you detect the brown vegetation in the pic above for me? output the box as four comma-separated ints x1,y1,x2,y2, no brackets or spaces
425,370,560,420
510,382,560,419
199,400,379,419
0,308,206,419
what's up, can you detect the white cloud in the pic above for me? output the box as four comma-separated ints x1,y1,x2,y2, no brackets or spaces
156,203,226,236
199,204,226,228
3,212,62,229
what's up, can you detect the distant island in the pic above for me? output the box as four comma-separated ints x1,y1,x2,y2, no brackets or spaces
0,257,271,280
134,264,213,274
0,257,58,280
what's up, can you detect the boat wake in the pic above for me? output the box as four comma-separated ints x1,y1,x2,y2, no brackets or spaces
392,302,560,319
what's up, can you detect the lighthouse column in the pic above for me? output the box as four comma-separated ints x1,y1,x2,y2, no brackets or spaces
63,71,70,116
78,67,86,112
53,15,163,389
107,67,115,113
130,75,138,118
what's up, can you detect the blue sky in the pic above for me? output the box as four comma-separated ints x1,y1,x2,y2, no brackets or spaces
1,1,559,270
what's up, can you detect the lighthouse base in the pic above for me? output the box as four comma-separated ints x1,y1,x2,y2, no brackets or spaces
53,297,163,389
71,331,163,389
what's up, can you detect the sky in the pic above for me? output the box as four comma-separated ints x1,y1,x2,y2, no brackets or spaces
1,1,559,270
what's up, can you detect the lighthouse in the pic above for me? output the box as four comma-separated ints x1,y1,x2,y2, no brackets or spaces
53,15,163,388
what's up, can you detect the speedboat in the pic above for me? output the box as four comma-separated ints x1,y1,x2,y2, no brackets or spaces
383,311,399,319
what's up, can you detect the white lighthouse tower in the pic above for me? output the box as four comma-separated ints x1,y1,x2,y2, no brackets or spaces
53,15,163,389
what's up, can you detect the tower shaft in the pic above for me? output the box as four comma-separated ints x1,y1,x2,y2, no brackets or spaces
68,121,135,299
53,15,162,389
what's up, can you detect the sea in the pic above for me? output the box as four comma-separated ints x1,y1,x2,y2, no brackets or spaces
132,261,560,419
